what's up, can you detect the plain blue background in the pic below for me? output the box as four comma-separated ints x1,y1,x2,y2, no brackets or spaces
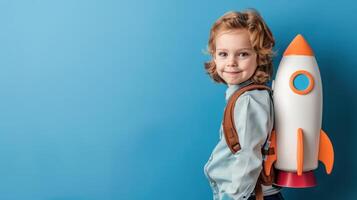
0,0,356,199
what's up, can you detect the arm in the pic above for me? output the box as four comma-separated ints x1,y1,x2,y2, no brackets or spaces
223,90,273,200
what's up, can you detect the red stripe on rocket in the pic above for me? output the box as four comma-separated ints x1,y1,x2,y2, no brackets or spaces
264,34,334,188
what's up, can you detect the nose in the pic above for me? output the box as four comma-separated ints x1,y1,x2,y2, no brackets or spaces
227,55,237,67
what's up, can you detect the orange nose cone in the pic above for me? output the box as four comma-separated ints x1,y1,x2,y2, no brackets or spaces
283,34,314,56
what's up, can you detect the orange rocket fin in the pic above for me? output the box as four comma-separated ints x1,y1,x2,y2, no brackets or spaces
297,128,304,176
264,130,277,176
318,129,334,174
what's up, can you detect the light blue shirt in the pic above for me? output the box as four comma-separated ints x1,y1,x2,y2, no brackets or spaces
204,80,280,200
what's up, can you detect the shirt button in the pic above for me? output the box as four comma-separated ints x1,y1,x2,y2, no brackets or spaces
209,156,213,161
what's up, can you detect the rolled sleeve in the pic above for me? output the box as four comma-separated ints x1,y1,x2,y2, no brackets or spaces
223,91,272,200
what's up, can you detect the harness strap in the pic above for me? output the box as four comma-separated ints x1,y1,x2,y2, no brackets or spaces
223,84,271,154
254,178,263,200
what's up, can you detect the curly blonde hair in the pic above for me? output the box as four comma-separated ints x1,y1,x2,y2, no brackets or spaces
204,9,275,85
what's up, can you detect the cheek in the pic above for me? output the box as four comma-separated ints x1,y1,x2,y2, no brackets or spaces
215,64,224,78
244,59,257,72
214,60,224,72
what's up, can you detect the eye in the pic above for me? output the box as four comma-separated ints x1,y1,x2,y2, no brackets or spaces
238,52,250,58
217,52,228,57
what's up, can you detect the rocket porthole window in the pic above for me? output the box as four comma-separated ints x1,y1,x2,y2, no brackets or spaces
289,70,314,95
294,74,309,90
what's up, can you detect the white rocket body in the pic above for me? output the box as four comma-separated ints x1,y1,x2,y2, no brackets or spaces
273,56,322,171
263,34,334,188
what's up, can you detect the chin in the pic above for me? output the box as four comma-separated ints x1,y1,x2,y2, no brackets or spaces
225,79,242,85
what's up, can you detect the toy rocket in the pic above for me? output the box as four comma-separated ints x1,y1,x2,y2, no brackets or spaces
264,34,334,188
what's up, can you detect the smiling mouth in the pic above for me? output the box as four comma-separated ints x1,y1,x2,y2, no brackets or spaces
225,71,241,74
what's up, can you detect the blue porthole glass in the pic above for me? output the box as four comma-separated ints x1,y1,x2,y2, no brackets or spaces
293,74,310,91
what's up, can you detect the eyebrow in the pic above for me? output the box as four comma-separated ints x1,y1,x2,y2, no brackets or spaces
216,48,253,51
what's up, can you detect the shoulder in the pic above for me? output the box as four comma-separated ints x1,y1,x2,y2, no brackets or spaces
236,89,272,107
231,88,274,148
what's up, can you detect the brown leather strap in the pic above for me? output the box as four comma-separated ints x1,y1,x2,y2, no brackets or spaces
254,178,263,200
223,84,271,154
261,147,275,155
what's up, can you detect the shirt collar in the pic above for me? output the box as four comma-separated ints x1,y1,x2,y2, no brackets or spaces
225,79,254,102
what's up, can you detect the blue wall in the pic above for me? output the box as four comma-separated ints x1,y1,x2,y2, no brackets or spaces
0,0,355,199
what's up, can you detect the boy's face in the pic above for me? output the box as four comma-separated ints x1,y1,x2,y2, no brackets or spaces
214,29,257,86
